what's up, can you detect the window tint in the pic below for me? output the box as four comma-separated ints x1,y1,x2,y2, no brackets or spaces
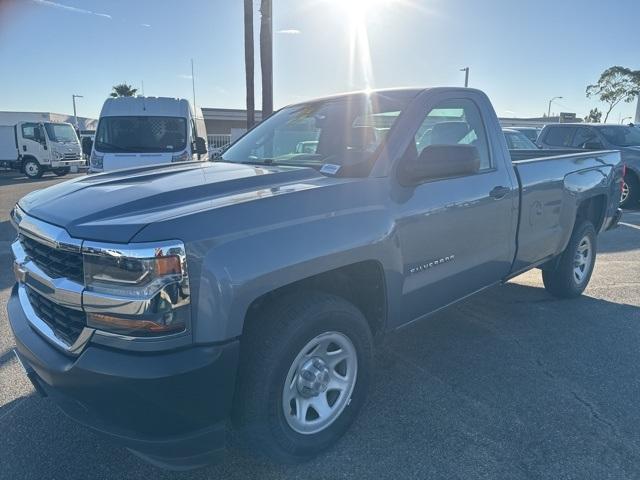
414,98,491,170
543,126,576,147
570,127,598,148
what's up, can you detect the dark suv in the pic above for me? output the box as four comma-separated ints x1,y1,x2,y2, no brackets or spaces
537,123,640,208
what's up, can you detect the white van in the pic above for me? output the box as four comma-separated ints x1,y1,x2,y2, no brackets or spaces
85,97,208,173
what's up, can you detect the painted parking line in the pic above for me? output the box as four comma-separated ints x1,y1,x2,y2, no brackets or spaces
619,222,640,231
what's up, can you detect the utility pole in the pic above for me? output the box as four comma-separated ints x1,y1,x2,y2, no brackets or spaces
547,96,562,119
141,80,145,96
191,59,197,111
72,94,83,129
244,0,255,129
260,0,273,117
460,67,469,87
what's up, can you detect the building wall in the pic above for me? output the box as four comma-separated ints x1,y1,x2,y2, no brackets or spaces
0,111,97,130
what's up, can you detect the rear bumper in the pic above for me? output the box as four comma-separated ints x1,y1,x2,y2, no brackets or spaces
7,284,239,469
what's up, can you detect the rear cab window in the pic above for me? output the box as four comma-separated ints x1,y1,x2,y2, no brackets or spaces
543,126,576,147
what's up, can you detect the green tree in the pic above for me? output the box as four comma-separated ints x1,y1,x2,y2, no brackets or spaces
586,66,640,123
584,108,602,123
110,83,138,98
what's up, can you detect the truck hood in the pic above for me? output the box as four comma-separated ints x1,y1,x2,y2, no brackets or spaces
18,161,327,242
100,152,175,171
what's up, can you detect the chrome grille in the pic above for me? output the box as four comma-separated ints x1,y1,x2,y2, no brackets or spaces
63,152,81,161
25,286,86,346
20,234,84,283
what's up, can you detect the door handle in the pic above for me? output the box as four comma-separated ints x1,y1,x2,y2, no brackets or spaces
22,145,26,151
489,186,510,199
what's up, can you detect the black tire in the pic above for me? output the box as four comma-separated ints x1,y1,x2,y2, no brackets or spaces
53,167,70,177
620,172,639,209
23,159,43,179
542,221,597,298
233,291,373,463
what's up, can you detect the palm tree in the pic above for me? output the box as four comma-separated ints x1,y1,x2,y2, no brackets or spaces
260,0,273,117
110,83,138,98
244,0,255,129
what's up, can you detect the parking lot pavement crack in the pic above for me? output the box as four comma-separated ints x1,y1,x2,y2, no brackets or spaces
569,390,616,433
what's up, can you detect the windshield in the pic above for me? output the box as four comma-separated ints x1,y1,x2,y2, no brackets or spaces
504,130,537,150
599,126,640,147
221,91,416,174
95,116,187,153
44,123,78,143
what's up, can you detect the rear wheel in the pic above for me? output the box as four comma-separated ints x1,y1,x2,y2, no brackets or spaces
542,221,596,298
52,167,70,176
233,292,373,463
22,159,43,179
620,172,639,209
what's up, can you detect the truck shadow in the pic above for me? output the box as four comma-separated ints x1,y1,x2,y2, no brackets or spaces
2,282,640,479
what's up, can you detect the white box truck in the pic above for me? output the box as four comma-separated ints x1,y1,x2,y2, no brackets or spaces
84,97,208,173
0,121,84,179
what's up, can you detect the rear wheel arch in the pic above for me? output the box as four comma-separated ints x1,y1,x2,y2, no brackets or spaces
575,194,607,232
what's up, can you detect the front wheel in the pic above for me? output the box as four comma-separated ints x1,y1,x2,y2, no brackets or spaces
542,221,596,298
233,292,373,463
52,167,70,177
22,159,43,179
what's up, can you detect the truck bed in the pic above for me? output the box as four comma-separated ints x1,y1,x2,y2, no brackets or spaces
509,149,622,274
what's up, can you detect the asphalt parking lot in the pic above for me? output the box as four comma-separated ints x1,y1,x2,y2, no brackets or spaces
1,171,639,479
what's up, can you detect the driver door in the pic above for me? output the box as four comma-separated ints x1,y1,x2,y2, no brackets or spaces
20,123,48,161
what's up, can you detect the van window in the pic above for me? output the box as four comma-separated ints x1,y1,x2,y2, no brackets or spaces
414,98,491,170
543,127,576,147
95,116,187,153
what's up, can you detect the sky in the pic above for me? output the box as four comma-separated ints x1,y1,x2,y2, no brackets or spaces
0,0,639,122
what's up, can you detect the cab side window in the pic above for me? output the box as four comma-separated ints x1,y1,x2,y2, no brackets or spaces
571,127,599,148
414,98,491,170
21,123,39,141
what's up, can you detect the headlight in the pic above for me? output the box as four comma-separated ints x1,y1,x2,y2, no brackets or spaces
82,241,190,337
171,151,190,162
90,151,103,169
54,151,63,160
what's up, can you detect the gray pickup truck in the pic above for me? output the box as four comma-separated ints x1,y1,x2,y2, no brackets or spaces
8,88,623,469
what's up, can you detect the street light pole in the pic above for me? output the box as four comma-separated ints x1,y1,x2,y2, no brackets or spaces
547,96,562,119
460,67,469,87
72,94,83,129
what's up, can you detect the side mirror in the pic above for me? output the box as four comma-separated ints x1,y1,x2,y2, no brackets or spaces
82,137,93,156
584,141,604,150
399,144,480,185
194,136,207,155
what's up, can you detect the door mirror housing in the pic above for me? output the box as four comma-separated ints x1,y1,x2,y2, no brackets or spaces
194,136,207,155
399,144,481,185
584,141,604,150
81,137,93,156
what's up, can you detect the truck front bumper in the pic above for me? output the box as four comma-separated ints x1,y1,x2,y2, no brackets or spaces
7,284,239,470
50,160,86,168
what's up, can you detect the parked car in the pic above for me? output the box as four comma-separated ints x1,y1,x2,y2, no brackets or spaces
83,96,208,173
512,126,541,144
9,87,623,470
537,123,640,207
0,121,84,179
503,128,539,150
